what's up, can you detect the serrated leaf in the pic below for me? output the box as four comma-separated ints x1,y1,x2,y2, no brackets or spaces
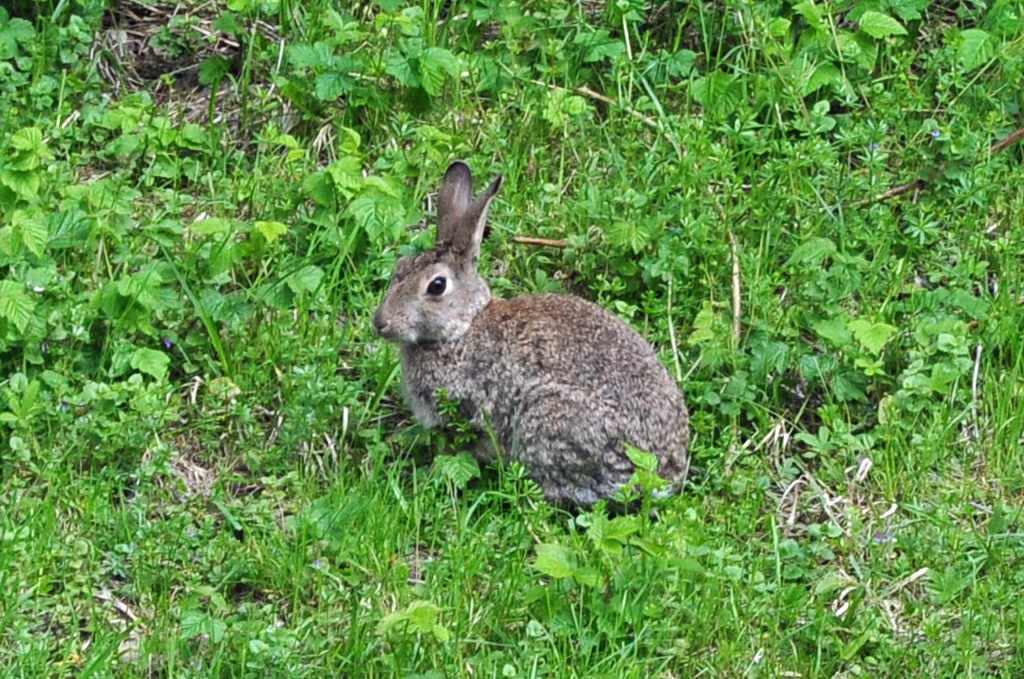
345,192,406,243
198,56,232,85
607,221,651,254
574,29,626,63
288,42,332,70
533,544,577,579
376,600,446,639
811,317,853,347
803,61,842,95
315,70,354,101
690,71,741,118
848,319,898,355
793,1,823,26
14,211,48,257
11,126,43,151
0,169,40,197
625,443,658,472
254,221,287,244
858,11,907,39
212,11,243,34
180,611,227,642
0,280,35,332
385,53,418,87
47,208,91,249
784,236,836,268
326,156,364,198
433,453,480,490
665,49,696,77
130,347,170,381
957,29,994,71
837,30,879,70
889,0,931,21
286,264,324,295
420,47,458,97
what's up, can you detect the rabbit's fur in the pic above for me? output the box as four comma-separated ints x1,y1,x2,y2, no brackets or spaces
373,161,689,506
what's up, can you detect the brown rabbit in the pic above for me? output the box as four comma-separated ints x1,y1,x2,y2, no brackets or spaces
373,161,689,506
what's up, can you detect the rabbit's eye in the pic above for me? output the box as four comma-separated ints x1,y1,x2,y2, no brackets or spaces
426,276,447,296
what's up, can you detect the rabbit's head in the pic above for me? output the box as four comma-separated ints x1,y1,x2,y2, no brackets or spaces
373,161,503,345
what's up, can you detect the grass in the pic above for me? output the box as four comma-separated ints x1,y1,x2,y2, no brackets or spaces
1,0,1023,677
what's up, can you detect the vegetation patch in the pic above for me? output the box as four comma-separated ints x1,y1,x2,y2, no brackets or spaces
1,0,1023,677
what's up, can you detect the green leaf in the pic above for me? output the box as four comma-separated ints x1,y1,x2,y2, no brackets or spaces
848,319,898,355
47,208,91,249
690,72,741,118
326,156,364,198
376,600,447,640
858,11,907,39
130,347,170,381
533,544,577,579
768,17,791,38
0,280,35,332
784,236,836,268
254,221,288,244
419,47,458,97
432,453,481,489
11,126,43,151
315,70,354,101
14,211,48,257
345,192,406,243
625,443,658,472
198,56,232,86
803,62,842,95
212,11,243,34
792,1,823,26
288,42,332,70
0,18,35,60
889,0,931,21
607,221,651,254
811,317,852,347
385,53,418,87
286,264,324,295
837,30,879,70
957,29,994,71
574,29,626,63
0,168,40,197
191,217,232,236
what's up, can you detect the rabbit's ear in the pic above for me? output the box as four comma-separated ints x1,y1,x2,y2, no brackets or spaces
437,161,474,245
449,174,503,263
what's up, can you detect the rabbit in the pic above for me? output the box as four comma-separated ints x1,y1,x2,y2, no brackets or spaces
372,161,689,506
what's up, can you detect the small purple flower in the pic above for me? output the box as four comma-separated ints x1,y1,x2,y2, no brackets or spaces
162,337,174,350
311,559,323,570
60,401,69,412
931,129,941,139
187,528,197,539
869,143,879,152
873,532,894,544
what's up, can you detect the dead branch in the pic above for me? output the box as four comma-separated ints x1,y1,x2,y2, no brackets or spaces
858,123,1024,207
511,236,569,249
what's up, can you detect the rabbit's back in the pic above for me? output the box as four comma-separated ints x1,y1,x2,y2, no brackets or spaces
402,293,689,505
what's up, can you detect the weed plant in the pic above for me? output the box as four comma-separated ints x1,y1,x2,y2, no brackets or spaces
1,0,1023,677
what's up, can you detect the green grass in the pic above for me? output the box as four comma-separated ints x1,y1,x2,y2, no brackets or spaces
2,1,1024,677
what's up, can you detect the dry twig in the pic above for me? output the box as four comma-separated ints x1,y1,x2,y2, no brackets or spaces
511,236,570,249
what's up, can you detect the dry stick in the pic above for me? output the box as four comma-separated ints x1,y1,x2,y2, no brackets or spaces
525,78,660,130
511,236,569,249
522,76,684,148
861,123,1024,206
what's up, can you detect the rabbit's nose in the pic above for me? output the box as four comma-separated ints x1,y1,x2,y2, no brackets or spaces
372,308,389,336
